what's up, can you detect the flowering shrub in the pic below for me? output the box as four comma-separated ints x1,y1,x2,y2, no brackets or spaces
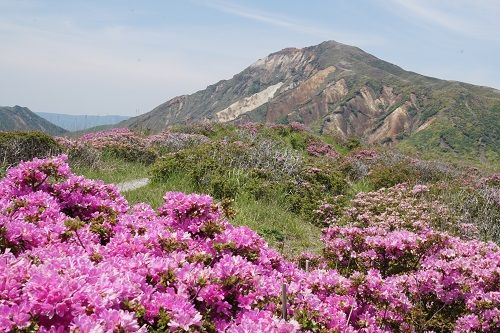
306,141,339,159
351,149,378,160
146,131,209,153
62,128,209,153
152,139,303,201
236,122,262,136
289,122,310,133
318,184,499,332
56,129,155,165
56,129,209,165
0,156,498,332
338,184,451,230
79,128,143,149
286,164,348,222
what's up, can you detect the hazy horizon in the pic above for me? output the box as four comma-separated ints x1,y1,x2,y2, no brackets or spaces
1,0,499,116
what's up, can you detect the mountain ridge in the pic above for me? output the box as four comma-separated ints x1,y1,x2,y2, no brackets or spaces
0,106,67,135
121,40,499,164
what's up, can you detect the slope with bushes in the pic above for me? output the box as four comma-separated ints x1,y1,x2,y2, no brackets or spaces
0,154,498,332
49,124,499,247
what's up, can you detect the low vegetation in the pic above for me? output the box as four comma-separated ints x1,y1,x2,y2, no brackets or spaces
0,125,498,331
0,131,62,176
0,154,498,332
2,126,499,247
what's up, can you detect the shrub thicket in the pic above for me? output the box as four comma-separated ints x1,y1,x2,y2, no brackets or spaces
0,131,62,172
152,136,349,225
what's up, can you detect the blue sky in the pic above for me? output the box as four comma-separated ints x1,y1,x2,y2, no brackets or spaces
1,0,499,116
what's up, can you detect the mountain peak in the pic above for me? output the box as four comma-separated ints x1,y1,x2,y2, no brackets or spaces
121,40,500,164
317,39,342,47
275,46,301,54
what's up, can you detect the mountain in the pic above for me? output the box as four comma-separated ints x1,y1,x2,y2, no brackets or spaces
36,112,130,132
122,40,500,164
0,106,67,135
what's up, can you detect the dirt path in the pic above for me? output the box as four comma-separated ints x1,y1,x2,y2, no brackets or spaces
116,178,149,192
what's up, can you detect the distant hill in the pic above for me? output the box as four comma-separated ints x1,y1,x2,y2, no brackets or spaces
36,112,129,132
0,106,67,135
121,40,500,165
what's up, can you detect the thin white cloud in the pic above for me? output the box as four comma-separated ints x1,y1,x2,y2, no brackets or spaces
202,0,325,35
197,0,385,46
391,0,463,31
389,0,500,41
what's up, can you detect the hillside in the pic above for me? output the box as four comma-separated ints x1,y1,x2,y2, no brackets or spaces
48,124,498,247
0,106,67,135
1,124,498,332
122,40,500,165
36,112,129,132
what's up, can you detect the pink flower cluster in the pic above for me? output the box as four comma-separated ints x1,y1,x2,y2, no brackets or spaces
320,184,500,332
56,128,208,152
237,122,262,136
0,157,498,332
350,149,378,160
288,122,310,133
343,183,451,231
306,141,339,159
79,128,142,149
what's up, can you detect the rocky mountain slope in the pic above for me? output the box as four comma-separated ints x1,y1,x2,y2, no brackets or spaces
122,40,500,163
0,106,67,135
36,112,129,132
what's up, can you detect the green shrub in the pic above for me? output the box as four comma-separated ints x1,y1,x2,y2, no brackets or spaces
153,138,301,183
67,145,102,168
286,161,348,223
152,143,243,199
102,145,157,164
243,171,283,201
369,162,420,189
289,132,308,150
208,172,242,200
346,137,361,150
0,131,62,167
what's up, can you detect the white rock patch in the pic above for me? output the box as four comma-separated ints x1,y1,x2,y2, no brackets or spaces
116,178,150,192
216,82,284,122
416,118,435,132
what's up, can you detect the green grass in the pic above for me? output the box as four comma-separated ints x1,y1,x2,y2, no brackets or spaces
231,194,322,258
320,134,350,155
348,179,375,196
72,157,151,184
125,173,195,208
124,174,323,258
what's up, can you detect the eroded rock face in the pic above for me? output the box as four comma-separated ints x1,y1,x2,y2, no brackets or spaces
216,82,284,123
265,66,337,124
321,86,418,144
369,104,412,143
